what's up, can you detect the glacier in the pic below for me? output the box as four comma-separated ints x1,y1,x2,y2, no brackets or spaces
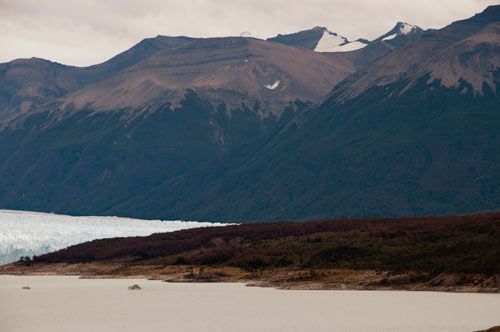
0,209,227,265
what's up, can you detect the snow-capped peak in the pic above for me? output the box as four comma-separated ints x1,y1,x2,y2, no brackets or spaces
377,22,422,42
397,22,418,35
314,29,367,53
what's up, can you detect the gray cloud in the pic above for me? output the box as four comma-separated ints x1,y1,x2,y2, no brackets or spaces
0,0,497,66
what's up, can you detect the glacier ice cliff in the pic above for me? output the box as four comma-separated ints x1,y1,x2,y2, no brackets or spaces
0,209,226,265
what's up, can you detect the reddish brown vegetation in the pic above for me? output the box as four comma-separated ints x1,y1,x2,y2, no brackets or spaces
30,212,500,278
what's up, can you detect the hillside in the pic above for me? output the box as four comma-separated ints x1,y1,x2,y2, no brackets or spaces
63,37,353,117
0,37,353,217
0,36,195,123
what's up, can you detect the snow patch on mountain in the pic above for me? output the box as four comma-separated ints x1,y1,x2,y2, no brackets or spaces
382,34,397,41
265,80,280,90
314,31,346,52
0,209,227,264
314,30,367,53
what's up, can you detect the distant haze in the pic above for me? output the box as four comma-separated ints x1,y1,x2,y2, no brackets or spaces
0,0,497,66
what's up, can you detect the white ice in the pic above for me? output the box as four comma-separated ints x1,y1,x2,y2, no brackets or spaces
0,209,227,264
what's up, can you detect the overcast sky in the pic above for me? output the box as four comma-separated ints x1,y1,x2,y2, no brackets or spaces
0,0,497,66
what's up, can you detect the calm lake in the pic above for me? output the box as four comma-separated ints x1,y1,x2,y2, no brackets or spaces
0,276,499,332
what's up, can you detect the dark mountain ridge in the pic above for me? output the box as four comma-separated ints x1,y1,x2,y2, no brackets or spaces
267,26,327,50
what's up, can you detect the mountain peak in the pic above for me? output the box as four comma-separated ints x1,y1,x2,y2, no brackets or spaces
267,27,329,50
311,26,328,31
375,22,423,42
267,26,369,53
478,4,500,21
394,22,420,34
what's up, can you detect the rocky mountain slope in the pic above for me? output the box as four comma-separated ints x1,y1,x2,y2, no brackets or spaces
334,6,500,100
0,5,498,222
267,22,424,69
374,22,424,43
0,36,353,217
3,35,352,123
268,27,369,53
62,37,353,118
0,36,195,123
114,5,500,222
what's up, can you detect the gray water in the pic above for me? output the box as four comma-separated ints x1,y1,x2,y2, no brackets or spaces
0,276,498,332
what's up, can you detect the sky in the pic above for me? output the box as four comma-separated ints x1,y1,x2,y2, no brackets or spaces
0,0,497,66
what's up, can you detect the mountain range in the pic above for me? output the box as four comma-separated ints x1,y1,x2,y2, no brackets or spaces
0,5,498,222
268,22,425,69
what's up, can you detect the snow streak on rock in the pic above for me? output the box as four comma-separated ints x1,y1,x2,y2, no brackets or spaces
265,80,280,90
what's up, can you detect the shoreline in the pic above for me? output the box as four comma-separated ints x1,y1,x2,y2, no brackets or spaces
2,273,500,296
2,262,498,293
3,212,497,295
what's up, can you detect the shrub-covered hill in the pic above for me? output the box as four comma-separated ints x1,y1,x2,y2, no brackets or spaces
31,212,500,276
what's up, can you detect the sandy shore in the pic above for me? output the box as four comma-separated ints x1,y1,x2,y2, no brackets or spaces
2,262,499,293
1,275,499,332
